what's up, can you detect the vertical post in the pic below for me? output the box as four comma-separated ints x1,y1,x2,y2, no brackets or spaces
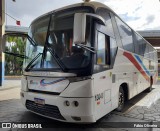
0,0,5,86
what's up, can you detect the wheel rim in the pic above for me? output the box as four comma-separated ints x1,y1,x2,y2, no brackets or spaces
118,91,124,107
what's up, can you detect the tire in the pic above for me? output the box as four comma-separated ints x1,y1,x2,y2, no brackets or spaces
146,77,153,92
146,86,152,92
116,86,125,112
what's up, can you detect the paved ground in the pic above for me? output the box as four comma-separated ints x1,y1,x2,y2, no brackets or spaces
0,80,21,91
0,80,160,131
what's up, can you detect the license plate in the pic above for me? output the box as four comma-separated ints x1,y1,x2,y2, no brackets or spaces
34,98,45,105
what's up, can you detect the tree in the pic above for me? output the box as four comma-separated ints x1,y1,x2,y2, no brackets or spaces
5,36,26,76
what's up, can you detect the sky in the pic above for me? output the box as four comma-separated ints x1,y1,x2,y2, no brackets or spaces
5,0,160,31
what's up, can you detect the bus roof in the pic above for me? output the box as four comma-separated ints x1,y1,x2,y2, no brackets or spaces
31,1,115,25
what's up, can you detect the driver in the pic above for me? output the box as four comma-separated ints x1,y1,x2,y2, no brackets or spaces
61,46,86,68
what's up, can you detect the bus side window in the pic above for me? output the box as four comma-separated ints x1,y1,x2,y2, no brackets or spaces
96,8,115,38
97,32,109,66
135,34,146,56
110,38,117,67
115,17,134,53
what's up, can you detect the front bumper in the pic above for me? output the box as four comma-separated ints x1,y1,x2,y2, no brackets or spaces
21,90,96,123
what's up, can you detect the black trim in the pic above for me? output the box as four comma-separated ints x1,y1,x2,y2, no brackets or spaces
28,89,60,95
26,100,65,120
93,28,118,74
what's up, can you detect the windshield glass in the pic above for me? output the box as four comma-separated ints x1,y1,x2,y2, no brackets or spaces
24,7,93,72
24,15,60,70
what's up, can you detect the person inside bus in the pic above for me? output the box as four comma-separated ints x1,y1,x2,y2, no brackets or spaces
61,46,87,68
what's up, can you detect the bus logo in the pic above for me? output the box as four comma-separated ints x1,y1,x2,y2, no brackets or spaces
40,78,66,86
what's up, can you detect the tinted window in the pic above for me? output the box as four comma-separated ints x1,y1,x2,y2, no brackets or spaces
144,44,149,58
96,8,115,38
97,32,109,65
110,38,117,66
134,33,155,60
149,45,154,60
115,17,134,52
136,34,147,56
154,51,158,62
134,33,139,54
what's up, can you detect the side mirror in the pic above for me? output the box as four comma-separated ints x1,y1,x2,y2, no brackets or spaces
73,13,86,44
73,13,106,44
2,33,36,59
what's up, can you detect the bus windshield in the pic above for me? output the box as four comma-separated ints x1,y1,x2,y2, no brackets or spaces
24,8,92,72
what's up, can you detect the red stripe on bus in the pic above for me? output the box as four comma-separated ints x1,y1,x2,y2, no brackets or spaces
123,52,149,81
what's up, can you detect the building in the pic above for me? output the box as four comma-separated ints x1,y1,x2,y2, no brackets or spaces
138,30,160,75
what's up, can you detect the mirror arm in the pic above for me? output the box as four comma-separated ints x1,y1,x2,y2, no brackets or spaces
75,43,97,54
85,13,106,26
73,13,106,44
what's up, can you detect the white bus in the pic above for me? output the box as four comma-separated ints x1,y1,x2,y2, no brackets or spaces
2,1,158,123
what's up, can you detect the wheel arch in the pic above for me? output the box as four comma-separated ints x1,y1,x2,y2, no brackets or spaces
120,83,129,101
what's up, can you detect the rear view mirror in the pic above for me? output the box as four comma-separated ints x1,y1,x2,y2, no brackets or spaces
2,33,31,58
73,13,86,44
73,13,106,44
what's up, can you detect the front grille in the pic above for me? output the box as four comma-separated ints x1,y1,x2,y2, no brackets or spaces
26,100,65,120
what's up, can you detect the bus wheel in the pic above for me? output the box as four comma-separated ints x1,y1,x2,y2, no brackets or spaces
146,77,153,92
146,86,152,92
116,86,125,112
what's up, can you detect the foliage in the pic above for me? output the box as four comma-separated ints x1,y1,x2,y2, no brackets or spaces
5,36,26,76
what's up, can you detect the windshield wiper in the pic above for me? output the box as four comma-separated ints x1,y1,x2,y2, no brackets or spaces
47,47,68,72
5,52,29,59
25,53,42,71
75,43,97,53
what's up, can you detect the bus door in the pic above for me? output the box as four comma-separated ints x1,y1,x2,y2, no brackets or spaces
93,26,112,120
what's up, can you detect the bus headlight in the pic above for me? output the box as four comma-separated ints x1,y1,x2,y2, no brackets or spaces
73,101,79,107
64,101,70,106
21,75,28,91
